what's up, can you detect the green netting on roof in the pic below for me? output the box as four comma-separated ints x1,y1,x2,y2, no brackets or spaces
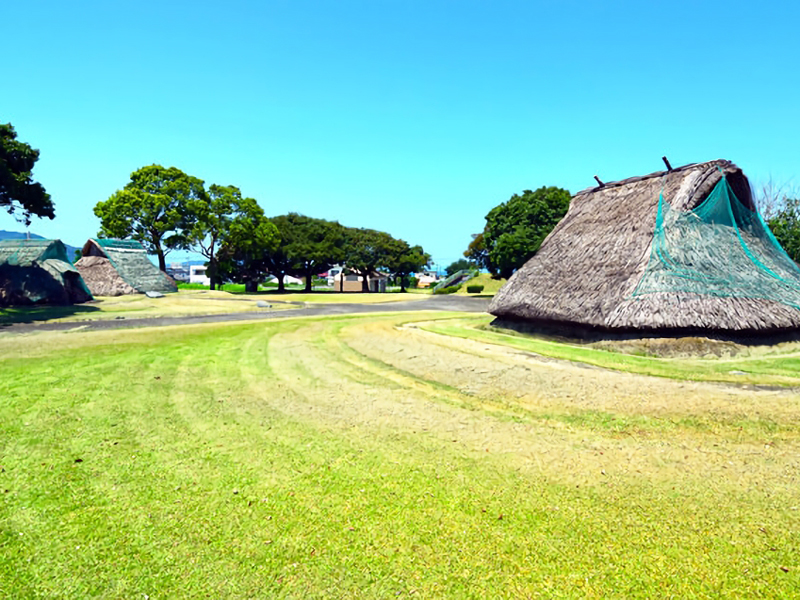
0,239,67,266
91,239,177,294
95,238,147,251
0,239,92,304
632,177,800,309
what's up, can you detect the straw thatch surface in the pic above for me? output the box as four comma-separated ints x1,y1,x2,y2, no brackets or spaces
488,160,800,337
76,239,177,296
75,256,138,296
0,239,93,306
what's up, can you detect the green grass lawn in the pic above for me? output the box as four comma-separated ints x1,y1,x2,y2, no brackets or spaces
1,312,799,597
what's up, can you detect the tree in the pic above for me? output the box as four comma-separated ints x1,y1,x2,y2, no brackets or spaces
386,240,429,292
184,184,270,290
259,215,294,292
0,123,54,225
444,258,474,276
342,228,397,292
94,165,205,271
464,232,492,272
217,210,280,292
483,186,570,279
768,197,800,264
756,178,800,264
280,214,346,292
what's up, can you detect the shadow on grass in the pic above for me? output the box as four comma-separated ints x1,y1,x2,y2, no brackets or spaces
0,304,101,326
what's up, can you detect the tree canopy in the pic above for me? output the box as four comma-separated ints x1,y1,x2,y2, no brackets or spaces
0,123,54,225
184,184,276,290
94,165,205,271
386,240,430,292
768,197,800,264
279,214,346,292
342,228,398,292
217,205,280,292
481,186,570,279
444,258,475,276
463,233,492,273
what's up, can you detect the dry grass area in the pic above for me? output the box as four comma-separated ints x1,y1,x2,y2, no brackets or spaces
2,311,799,597
253,291,428,304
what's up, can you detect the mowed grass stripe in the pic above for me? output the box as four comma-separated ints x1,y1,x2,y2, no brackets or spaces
0,315,797,597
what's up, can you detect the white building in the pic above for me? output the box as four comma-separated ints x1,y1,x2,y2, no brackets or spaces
189,265,210,286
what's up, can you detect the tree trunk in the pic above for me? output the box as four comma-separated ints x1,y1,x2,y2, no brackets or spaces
208,258,216,291
245,279,258,293
362,272,370,293
157,248,167,272
277,274,285,293
400,275,406,293
304,269,313,292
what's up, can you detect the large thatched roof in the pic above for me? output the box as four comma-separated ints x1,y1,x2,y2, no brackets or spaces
76,239,177,296
0,239,93,306
489,160,800,338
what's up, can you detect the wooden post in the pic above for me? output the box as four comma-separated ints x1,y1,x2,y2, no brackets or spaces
594,175,604,187
662,156,673,171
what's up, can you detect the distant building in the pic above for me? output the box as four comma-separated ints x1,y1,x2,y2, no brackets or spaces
189,265,210,286
166,262,190,282
416,271,439,288
326,265,344,286
333,271,388,293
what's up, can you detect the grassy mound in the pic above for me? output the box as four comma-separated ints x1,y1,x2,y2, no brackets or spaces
455,272,507,296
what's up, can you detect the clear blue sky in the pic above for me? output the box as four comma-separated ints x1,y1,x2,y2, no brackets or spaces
3,0,799,269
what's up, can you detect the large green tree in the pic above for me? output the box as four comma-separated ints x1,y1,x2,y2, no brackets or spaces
217,208,280,292
483,186,570,279
280,214,346,292
259,214,294,292
184,184,273,290
0,123,54,225
342,228,397,292
94,165,205,271
386,240,430,292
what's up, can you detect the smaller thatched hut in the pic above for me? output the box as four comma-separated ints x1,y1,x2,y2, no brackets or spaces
76,239,177,296
0,239,93,306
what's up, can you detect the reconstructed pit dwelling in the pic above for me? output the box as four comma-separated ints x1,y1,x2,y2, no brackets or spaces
489,160,800,340
0,239,93,306
76,238,177,296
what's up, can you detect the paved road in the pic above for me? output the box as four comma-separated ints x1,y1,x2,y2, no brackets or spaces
1,295,493,334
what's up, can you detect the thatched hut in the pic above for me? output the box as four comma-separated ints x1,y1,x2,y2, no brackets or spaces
489,159,800,339
0,239,93,306
76,239,177,296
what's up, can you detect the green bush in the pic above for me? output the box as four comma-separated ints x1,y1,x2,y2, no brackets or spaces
434,284,461,295
466,285,484,294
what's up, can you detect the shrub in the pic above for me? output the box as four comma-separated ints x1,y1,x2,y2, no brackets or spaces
466,285,484,294
434,284,461,295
